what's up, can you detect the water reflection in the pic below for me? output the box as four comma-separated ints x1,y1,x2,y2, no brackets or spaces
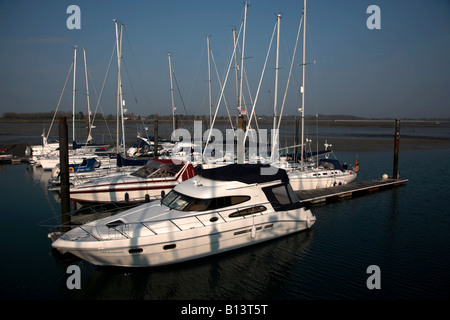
63,230,315,300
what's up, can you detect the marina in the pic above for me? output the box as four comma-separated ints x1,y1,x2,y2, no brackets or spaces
0,119,449,300
0,0,449,305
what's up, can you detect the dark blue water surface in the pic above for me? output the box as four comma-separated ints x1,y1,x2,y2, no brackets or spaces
0,148,449,300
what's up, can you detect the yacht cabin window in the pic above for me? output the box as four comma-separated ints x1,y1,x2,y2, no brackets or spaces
229,205,267,218
262,183,301,212
162,190,250,212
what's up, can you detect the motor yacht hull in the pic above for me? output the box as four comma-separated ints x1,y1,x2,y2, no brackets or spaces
52,207,315,267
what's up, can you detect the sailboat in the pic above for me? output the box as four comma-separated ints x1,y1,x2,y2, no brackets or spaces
34,46,112,171
272,0,357,191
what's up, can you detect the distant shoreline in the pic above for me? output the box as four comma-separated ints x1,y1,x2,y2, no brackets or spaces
1,118,449,157
1,118,449,126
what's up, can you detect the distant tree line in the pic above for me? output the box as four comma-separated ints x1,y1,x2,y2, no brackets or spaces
0,112,371,121
1,111,113,120
2,112,447,121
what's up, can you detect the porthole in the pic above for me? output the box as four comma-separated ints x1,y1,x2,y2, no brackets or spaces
163,244,176,250
209,216,219,222
129,248,143,254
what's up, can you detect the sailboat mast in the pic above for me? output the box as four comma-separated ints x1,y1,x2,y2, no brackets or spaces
232,28,239,128
300,0,307,168
72,46,77,144
83,47,91,143
207,35,212,127
114,20,124,153
238,2,248,117
119,23,125,154
237,2,248,164
168,52,176,133
272,14,281,162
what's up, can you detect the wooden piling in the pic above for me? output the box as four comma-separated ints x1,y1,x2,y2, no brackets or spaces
393,118,400,179
59,117,71,231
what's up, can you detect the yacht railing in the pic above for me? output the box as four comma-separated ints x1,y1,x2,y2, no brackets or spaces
47,201,274,242
39,201,140,231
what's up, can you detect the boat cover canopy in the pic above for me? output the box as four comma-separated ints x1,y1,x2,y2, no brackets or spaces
318,158,345,171
198,164,289,184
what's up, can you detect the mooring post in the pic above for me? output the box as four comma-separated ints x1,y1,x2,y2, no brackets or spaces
59,116,71,232
393,118,400,179
154,113,159,159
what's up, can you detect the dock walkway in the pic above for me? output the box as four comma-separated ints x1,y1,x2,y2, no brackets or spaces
297,178,408,205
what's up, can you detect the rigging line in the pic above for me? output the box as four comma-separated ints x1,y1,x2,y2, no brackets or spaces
122,57,140,106
47,61,74,141
242,59,261,137
89,42,117,143
243,21,277,142
86,63,114,144
169,54,194,131
187,43,205,112
172,70,189,118
203,19,243,158
210,49,234,130
274,13,304,147
123,28,154,114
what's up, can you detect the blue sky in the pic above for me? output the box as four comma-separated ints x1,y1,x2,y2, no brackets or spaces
1,0,449,119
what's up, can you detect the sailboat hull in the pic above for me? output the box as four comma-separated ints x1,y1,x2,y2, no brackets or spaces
288,170,357,191
70,180,179,204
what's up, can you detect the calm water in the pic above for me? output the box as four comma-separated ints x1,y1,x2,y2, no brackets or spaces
0,122,449,301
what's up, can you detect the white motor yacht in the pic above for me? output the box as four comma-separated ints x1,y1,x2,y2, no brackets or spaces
51,163,316,267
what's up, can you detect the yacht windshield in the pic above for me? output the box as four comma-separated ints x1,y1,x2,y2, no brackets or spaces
131,161,183,178
162,190,250,212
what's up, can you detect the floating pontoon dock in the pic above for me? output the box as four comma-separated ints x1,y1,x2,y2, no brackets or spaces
297,178,408,205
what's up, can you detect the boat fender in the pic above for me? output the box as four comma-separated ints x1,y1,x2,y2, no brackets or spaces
125,192,129,202
145,194,150,202
306,217,311,229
